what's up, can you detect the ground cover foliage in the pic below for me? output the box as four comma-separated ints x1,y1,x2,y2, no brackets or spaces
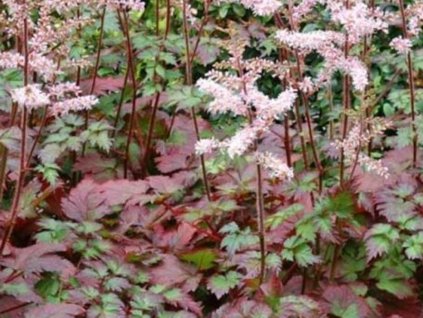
0,0,422,317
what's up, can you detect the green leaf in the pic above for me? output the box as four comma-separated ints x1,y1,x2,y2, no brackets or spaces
376,277,414,299
218,4,230,18
105,277,130,292
296,221,317,242
339,242,367,281
35,163,61,185
396,127,412,147
35,274,61,300
282,236,320,267
163,288,182,302
220,223,259,256
265,204,303,230
36,218,71,243
403,232,423,260
155,64,166,79
208,271,241,299
364,224,399,260
219,222,239,234
180,249,217,270
338,304,360,318
166,85,203,109
104,11,120,33
0,282,29,297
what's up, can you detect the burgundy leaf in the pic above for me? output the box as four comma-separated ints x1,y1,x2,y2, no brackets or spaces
0,243,74,276
80,76,124,96
99,179,149,206
61,178,109,221
150,255,198,288
24,304,84,318
322,285,372,318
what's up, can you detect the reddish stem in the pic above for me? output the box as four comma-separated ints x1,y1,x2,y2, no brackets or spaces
182,0,212,201
82,7,106,157
339,0,351,187
119,10,138,179
0,17,29,256
398,0,417,168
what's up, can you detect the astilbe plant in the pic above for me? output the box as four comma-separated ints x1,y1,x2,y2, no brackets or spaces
0,0,422,317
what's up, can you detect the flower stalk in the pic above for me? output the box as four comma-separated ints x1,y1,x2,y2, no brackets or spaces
398,0,417,168
182,0,212,201
0,16,29,255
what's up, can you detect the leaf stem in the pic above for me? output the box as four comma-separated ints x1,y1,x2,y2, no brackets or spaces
119,9,138,179
82,7,106,157
256,162,266,284
0,17,29,256
182,0,211,201
339,0,351,187
398,0,417,168
112,64,130,137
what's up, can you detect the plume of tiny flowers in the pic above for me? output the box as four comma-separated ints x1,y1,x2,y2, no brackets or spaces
0,52,24,69
104,0,145,11
215,0,281,16
47,82,98,116
327,1,387,44
275,29,368,91
52,96,99,116
357,154,389,179
195,40,295,179
341,58,368,92
196,69,296,159
243,84,297,121
298,76,315,95
275,29,345,54
196,78,248,116
29,53,59,81
0,52,59,82
48,82,82,98
10,85,50,111
195,138,221,156
173,0,198,24
407,3,423,37
292,0,319,24
223,126,259,159
256,152,294,180
390,37,412,54
332,120,390,178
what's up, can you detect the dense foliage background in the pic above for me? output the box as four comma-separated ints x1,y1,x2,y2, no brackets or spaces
0,0,422,317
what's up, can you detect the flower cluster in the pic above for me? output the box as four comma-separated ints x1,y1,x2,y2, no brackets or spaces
292,0,319,25
256,152,294,180
275,29,345,54
195,43,294,180
217,0,281,16
0,0,103,117
275,29,368,91
390,37,412,54
407,2,423,37
0,52,24,69
196,78,247,116
52,96,99,116
332,119,390,178
196,69,296,160
9,83,98,116
104,0,145,11
195,138,221,156
173,0,198,24
10,85,50,111
48,83,82,98
327,1,387,44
